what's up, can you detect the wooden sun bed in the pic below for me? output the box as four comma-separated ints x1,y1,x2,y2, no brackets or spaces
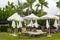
21,30,47,37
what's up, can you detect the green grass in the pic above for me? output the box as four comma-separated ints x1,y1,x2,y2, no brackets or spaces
0,32,60,40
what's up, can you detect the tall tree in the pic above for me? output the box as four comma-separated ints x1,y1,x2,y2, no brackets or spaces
17,0,28,16
4,1,16,20
35,3,40,14
0,8,5,20
56,0,60,8
5,1,16,15
26,0,36,14
38,0,48,14
56,0,60,27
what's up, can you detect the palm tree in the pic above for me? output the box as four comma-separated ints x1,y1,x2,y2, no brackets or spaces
34,0,48,31
0,1,16,21
17,0,28,16
35,3,40,14
56,0,60,14
56,0,60,8
38,0,48,14
5,1,15,16
26,0,36,14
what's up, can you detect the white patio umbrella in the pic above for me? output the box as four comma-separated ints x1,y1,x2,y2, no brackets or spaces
40,14,59,28
24,13,39,27
40,14,59,37
7,13,24,28
7,13,24,36
12,21,16,28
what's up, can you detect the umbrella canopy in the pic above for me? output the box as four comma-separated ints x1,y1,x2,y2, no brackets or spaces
17,23,19,28
55,11,60,16
19,21,22,28
33,20,39,28
54,19,58,28
27,20,34,27
12,21,16,28
7,13,24,21
46,20,50,29
23,13,40,20
53,19,58,31
16,21,22,28
40,14,59,19
40,14,59,28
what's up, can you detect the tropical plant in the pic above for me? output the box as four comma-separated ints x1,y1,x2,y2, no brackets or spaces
0,1,16,21
35,3,40,13
5,1,16,16
56,0,60,8
16,0,28,16
26,0,36,14
0,8,5,20
38,0,48,14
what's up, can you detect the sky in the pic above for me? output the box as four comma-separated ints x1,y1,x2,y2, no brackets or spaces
0,0,59,15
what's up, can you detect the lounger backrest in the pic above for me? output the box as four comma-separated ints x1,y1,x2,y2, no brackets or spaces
36,30,43,33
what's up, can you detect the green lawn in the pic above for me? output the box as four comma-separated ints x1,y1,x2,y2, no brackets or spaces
0,32,60,40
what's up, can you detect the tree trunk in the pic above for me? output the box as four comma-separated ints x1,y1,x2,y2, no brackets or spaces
41,5,44,31
36,7,38,14
28,7,29,15
30,4,32,13
21,7,23,16
41,4,43,14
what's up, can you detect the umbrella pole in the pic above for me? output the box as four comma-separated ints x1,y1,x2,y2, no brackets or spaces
47,19,51,37
31,19,33,27
28,7,29,15
48,27,51,37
